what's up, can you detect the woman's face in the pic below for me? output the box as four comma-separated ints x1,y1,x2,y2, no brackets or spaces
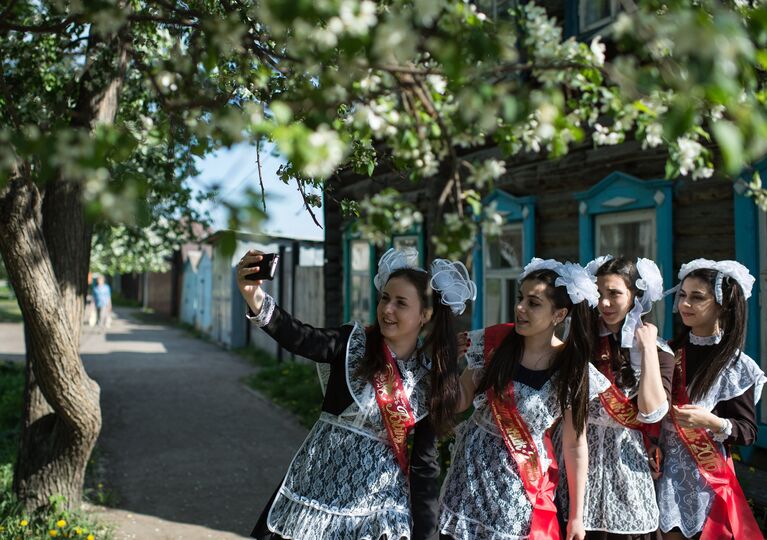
678,276,721,333
377,276,428,343
515,279,567,337
596,274,634,329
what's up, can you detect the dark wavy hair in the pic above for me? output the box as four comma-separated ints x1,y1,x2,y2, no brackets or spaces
673,268,748,402
355,267,461,436
594,256,644,390
476,269,595,436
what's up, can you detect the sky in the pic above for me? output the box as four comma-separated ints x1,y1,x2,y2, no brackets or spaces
191,142,325,241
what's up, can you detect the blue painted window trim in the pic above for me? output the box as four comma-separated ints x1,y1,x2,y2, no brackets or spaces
574,172,674,338
733,163,765,452
472,190,536,330
342,224,376,323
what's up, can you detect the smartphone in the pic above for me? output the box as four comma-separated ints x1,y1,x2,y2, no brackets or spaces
244,253,279,281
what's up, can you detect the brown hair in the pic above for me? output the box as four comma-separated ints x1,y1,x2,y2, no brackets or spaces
673,268,748,402
476,269,595,436
356,267,460,436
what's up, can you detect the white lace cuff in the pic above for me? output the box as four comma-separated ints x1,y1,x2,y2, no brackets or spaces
710,418,733,442
637,400,669,424
245,293,276,327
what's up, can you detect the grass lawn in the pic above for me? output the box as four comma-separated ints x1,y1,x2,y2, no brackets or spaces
0,294,23,322
237,347,323,429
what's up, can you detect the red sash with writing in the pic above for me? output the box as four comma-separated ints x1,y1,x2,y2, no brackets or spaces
485,324,561,540
595,336,659,442
372,345,416,476
670,346,763,540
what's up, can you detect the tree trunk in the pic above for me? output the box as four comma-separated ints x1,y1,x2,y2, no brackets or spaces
0,177,101,510
0,26,129,510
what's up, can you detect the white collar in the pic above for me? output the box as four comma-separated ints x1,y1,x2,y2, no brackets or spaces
689,331,723,346
598,318,618,338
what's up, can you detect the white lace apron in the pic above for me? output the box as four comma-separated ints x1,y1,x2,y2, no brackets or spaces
439,329,610,540
553,337,674,534
266,323,431,540
657,347,766,538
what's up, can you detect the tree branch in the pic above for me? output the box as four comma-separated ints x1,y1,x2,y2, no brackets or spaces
0,15,79,33
256,138,266,212
127,13,198,27
296,180,323,229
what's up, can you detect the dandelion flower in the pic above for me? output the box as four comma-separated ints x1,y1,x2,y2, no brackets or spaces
57,520,67,528
50,530,59,537
87,534,95,540
20,519,29,527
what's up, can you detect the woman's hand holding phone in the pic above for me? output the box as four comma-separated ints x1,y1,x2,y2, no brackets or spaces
237,250,268,315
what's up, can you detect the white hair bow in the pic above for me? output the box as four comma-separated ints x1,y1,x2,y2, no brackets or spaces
430,259,477,315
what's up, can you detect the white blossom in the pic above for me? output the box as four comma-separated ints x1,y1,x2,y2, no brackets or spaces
303,126,346,178
642,122,663,149
676,136,704,176
590,36,606,67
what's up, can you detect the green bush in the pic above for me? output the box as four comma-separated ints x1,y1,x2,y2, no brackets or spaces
237,347,323,429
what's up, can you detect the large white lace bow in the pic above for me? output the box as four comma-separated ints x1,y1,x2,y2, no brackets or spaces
667,258,755,309
373,247,423,291
520,258,599,308
620,258,664,349
585,254,614,279
430,259,477,315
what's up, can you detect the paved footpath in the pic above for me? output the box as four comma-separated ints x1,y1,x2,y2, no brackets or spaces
0,309,309,539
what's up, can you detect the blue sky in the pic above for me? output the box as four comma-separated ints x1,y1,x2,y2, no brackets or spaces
191,142,325,241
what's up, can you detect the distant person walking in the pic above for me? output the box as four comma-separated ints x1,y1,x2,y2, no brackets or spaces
93,275,112,329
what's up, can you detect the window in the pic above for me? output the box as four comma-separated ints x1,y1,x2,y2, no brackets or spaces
575,172,673,336
343,225,376,324
472,190,536,329
476,0,517,21
390,226,425,267
579,0,618,33
595,209,656,260
483,224,524,326
349,241,373,323
392,235,419,252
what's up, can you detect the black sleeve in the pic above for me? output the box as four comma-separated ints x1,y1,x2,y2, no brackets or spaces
657,348,676,402
409,415,440,540
252,302,352,364
713,386,758,446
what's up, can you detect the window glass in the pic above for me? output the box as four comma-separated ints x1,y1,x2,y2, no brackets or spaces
349,240,372,323
595,210,655,260
580,0,616,31
393,235,419,254
484,223,523,326
484,278,502,326
485,225,523,270
476,0,517,20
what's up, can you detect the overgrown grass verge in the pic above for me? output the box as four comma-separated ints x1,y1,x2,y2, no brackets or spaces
0,362,112,539
0,300,21,324
236,347,322,429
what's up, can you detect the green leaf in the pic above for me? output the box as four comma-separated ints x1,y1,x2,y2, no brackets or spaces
712,121,744,174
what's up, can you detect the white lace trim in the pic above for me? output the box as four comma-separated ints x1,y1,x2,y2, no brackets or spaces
691,351,767,410
246,293,276,327
637,400,669,424
710,418,733,443
266,419,412,540
689,331,723,346
464,328,487,370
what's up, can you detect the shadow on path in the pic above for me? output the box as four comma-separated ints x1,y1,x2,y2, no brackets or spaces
78,309,309,537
